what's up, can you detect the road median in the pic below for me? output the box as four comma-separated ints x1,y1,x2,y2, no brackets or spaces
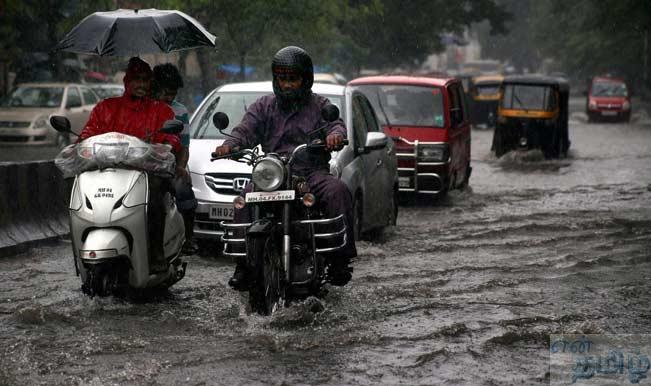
0,161,71,257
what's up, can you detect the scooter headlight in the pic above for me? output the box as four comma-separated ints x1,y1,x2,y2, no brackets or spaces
252,157,285,191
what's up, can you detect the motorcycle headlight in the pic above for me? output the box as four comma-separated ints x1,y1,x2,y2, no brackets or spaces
417,144,449,162
252,157,285,191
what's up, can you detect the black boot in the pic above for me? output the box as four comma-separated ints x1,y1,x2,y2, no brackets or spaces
228,258,249,291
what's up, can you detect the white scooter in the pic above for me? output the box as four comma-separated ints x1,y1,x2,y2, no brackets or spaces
52,116,186,297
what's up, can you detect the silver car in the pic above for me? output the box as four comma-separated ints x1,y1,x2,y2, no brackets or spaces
0,82,99,148
188,81,398,247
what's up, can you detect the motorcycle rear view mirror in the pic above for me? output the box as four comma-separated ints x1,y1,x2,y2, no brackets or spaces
50,115,72,133
321,104,339,122
213,112,230,132
159,119,184,134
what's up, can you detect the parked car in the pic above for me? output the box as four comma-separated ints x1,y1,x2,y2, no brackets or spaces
0,82,99,147
492,74,570,159
89,83,124,100
348,75,472,200
187,81,398,249
586,76,631,122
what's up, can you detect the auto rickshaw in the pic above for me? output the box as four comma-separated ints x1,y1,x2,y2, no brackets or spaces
469,74,503,129
491,75,570,159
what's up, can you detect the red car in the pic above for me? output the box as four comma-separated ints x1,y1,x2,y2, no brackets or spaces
348,75,471,199
586,76,631,122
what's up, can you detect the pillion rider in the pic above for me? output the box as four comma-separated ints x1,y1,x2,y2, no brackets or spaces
213,46,356,289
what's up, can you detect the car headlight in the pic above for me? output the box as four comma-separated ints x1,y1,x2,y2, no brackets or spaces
623,101,630,110
329,161,342,178
33,114,48,129
417,144,449,162
252,157,285,191
589,100,597,109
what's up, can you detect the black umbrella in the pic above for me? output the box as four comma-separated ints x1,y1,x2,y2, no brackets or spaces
55,8,216,56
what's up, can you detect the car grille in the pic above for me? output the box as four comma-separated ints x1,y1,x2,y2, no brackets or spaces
0,121,31,128
205,173,251,195
0,135,30,142
597,103,622,110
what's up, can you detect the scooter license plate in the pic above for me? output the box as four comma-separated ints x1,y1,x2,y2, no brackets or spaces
245,190,295,203
209,204,234,219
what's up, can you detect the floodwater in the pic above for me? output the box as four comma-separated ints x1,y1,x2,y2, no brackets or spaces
1,114,651,385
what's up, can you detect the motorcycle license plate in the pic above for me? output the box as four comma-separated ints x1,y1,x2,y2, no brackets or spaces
245,190,295,203
209,204,234,219
601,111,617,116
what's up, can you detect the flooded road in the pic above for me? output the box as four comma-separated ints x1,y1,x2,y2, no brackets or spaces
1,117,651,385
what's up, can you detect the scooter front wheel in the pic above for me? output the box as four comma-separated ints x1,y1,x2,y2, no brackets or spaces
81,263,122,297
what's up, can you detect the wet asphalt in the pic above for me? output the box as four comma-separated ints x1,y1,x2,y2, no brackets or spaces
1,110,651,385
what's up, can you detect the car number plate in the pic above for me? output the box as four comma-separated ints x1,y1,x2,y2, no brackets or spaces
399,177,411,188
209,204,234,220
245,190,295,203
601,111,617,116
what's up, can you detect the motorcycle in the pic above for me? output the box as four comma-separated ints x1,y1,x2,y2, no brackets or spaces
51,116,187,297
210,106,349,315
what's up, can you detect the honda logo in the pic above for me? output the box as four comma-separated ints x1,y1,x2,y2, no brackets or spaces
232,177,250,192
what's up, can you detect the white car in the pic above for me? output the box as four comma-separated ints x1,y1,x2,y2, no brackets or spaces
188,81,399,248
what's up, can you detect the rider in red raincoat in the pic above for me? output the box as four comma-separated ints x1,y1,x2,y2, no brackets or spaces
79,57,181,273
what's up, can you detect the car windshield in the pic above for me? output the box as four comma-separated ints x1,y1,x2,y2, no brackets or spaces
2,86,64,107
191,91,343,139
475,84,501,96
592,81,628,97
92,86,123,99
501,84,556,111
356,84,445,127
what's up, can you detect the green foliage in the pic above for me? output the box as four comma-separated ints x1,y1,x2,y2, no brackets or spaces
481,0,651,91
1,0,509,83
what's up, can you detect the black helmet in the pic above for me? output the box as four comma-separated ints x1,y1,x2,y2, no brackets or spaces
271,46,313,106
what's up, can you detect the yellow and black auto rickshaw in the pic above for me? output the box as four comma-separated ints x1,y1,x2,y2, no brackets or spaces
491,75,570,159
469,74,503,129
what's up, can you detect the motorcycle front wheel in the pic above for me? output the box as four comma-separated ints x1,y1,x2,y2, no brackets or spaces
248,236,284,315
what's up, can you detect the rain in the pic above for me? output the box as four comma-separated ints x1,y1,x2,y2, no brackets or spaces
1,1,650,385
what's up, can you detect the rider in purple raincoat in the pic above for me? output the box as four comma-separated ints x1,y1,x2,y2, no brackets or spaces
213,46,356,289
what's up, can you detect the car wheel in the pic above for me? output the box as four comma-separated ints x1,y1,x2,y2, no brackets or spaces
56,133,71,149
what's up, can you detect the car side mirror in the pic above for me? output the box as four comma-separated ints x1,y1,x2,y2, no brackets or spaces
363,132,388,153
50,115,72,133
159,119,184,134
